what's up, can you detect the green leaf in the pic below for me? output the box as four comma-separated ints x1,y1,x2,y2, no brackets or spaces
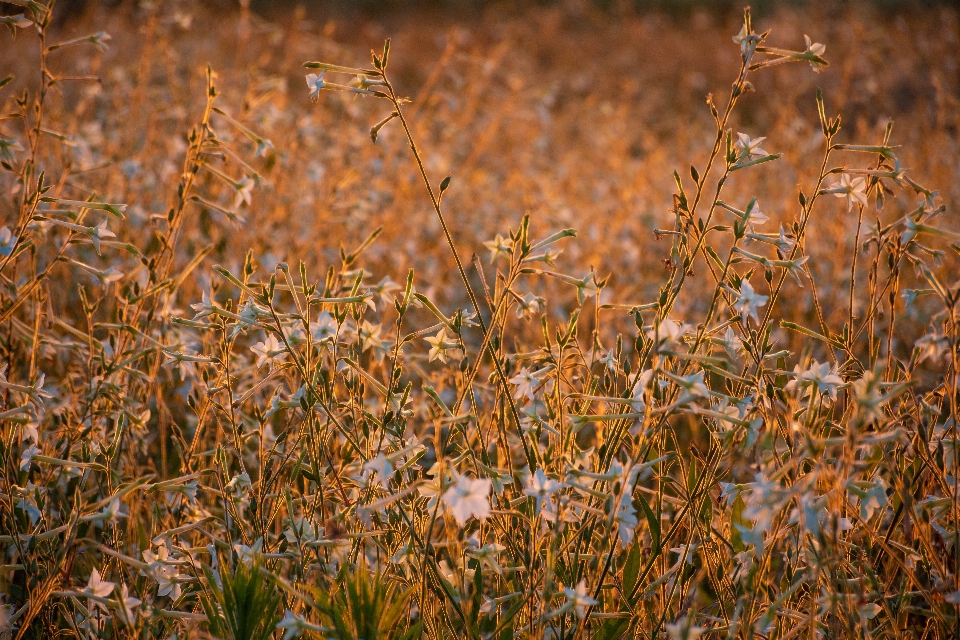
622,543,641,597
637,492,660,551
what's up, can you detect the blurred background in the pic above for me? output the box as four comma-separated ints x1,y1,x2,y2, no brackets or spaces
1,0,958,337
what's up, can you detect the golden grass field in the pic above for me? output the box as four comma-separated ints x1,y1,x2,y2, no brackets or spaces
1,1,960,638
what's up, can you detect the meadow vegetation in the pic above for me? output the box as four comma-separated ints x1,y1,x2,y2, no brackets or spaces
1,1,960,638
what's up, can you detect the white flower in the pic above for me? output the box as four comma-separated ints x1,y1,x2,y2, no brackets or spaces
915,330,950,363
829,174,868,211
191,291,217,319
310,311,339,343
117,584,141,625
614,499,638,546
277,610,311,640
441,473,492,526
358,320,383,353
369,276,400,309
233,175,255,209
743,200,769,232
90,219,116,254
306,71,327,102
731,280,768,325
516,292,543,320
509,367,543,401
523,469,562,515
629,369,654,411
562,580,598,620
233,538,263,565
466,542,507,575
577,270,600,304
803,35,827,72
721,327,744,358
785,360,843,401
362,453,393,488
84,568,115,612
425,327,461,363
20,443,40,470
483,233,514,263
646,319,689,347
250,334,285,370
675,371,710,403
736,133,768,159
666,616,706,640
0,226,18,256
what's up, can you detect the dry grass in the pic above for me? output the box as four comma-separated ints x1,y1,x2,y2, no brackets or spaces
1,1,959,638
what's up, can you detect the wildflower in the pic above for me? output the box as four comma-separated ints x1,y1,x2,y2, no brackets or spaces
743,200,769,231
358,320,383,352
94,498,127,525
90,219,116,255
629,369,654,411
803,35,827,72
233,538,263,565
848,479,888,520
852,372,885,423
576,270,600,304
646,318,690,347
614,499,638,545
225,472,252,502
828,174,868,211
524,469,562,515
0,226,18,256
362,453,392,488
250,334,285,370
732,23,760,57
466,542,507,575
84,569,115,613
233,175,255,209
20,443,40,470
154,566,183,600
190,291,217,319
674,371,710,403
509,366,543,402
310,311,339,343
730,280,768,325
277,610,311,640
721,327,744,358
562,580,598,620
369,276,401,309
441,473,492,526
785,360,843,401
516,292,544,320
425,327,461,363
305,71,327,102
915,329,950,363
598,349,618,372
483,233,514,263
284,515,319,545
736,133,768,159
117,584,141,625
666,616,706,640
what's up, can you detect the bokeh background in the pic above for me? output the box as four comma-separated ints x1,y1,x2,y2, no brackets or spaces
2,0,958,333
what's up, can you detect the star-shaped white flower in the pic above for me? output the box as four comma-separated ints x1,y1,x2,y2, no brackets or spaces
306,71,328,102
250,334,285,370
731,280,768,325
483,233,514,263
84,568,115,612
736,133,768,159
830,174,868,211
563,580,598,619
441,473,492,526
424,327,461,363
